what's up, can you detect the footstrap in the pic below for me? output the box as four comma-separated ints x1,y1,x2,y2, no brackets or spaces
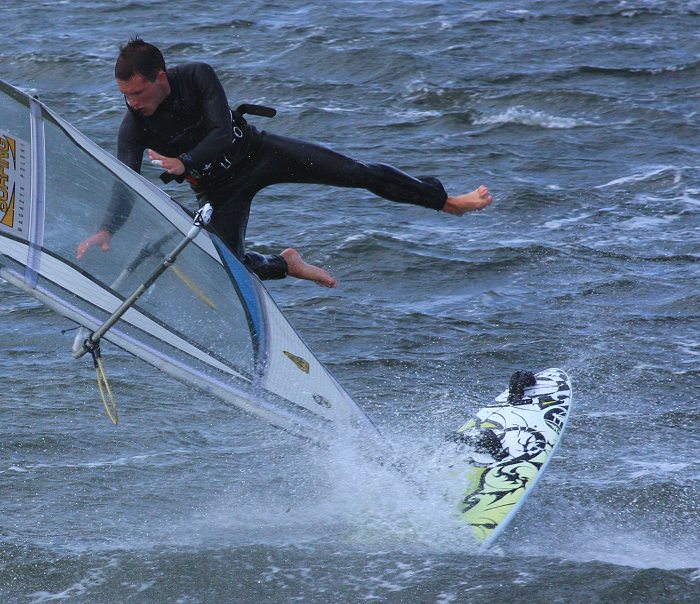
507,370,537,404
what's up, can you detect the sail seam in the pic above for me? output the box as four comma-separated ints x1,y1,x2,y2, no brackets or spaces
26,97,46,287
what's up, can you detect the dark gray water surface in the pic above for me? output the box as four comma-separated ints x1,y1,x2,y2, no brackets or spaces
1,1,699,602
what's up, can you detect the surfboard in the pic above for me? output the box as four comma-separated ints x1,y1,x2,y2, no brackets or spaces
454,368,572,546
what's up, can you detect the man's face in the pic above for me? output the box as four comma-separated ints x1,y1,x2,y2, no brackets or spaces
117,71,169,116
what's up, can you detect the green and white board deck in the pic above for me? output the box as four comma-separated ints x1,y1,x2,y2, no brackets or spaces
456,368,573,546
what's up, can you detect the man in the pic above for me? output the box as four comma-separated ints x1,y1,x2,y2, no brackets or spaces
77,38,493,287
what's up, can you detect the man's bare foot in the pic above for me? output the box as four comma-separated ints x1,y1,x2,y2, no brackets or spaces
442,185,493,216
281,248,337,288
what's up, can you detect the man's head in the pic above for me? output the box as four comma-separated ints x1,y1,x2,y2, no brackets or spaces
115,37,170,116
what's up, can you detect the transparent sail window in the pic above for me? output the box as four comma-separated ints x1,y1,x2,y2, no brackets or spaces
39,116,257,378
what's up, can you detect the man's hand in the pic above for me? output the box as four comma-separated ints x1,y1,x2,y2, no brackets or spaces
76,229,112,259
148,149,185,176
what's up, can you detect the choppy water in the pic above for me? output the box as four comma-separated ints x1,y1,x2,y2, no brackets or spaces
2,1,700,602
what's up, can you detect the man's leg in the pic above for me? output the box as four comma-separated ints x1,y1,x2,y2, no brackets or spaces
243,249,335,286
200,188,336,285
280,249,337,288
242,251,288,280
257,132,449,210
443,186,493,215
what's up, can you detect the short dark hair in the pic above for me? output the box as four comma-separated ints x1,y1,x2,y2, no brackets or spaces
115,37,166,82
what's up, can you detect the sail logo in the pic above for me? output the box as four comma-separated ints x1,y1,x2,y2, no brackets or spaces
0,131,29,236
0,134,16,227
283,350,310,373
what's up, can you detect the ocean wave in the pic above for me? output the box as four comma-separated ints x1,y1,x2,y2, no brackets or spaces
471,4,700,25
190,18,255,32
595,165,690,189
2,449,191,474
580,59,700,77
570,5,700,22
473,106,595,129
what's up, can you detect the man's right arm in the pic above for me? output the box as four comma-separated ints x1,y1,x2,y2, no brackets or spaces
101,117,146,233
76,115,145,259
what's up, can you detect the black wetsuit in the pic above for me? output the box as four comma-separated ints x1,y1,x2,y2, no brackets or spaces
106,62,448,279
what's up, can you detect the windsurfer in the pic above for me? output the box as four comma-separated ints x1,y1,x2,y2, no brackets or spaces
77,38,493,287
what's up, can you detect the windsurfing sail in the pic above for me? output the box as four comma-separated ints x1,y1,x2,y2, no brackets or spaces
0,79,380,446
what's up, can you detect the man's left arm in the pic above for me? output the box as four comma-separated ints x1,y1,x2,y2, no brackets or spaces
172,63,234,175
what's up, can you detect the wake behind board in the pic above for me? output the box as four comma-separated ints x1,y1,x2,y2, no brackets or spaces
454,368,572,546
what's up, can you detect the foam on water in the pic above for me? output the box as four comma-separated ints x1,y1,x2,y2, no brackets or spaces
165,423,480,553
474,106,596,129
